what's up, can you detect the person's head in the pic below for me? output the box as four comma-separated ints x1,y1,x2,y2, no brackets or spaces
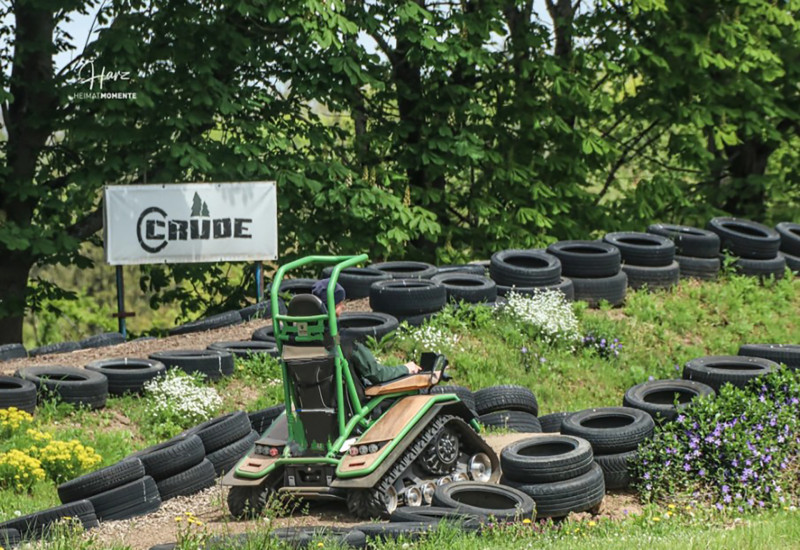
311,278,346,316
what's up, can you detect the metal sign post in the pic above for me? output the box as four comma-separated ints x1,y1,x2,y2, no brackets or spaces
112,266,135,339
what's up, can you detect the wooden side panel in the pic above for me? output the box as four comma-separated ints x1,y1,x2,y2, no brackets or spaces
364,372,441,396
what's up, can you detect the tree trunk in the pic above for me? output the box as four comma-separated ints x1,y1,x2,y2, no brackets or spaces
0,256,34,345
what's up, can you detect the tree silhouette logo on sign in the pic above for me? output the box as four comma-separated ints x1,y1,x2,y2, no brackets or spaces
136,192,253,254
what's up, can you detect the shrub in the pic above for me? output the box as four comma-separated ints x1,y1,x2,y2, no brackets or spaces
28,440,102,484
502,290,580,346
636,369,800,511
144,369,222,439
582,333,623,358
396,323,462,358
0,449,46,492
0,407,34,437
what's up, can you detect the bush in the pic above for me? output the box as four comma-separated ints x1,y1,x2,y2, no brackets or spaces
0,407,34,438
636,369,800,511
28,440,102,484
0,449,46,492
502,290,580,346
143,369,222,439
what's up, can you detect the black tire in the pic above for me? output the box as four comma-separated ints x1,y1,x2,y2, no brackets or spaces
594,450,637,490
156,459,216,501
622,379,715,422
776,222,800,256
435,264,486,276
546,241,621,278
390,506,483,524
496,277,574,301
369,261,437,279
727,253,786,280
248,404,285,434
489,249,561,287
266,278,319,299
338,312,400,343
85,358,166,396
707,217,781,259
683,355,780,391
168,310,242,336
560,407,655,454
539,412,572,433
15,366,108,410
134,434,205,481
478,411,542,433
238,298,287,322
348,522,441,541
0,499,98,539
431,273,497,303
193,410,253,453
676,255,720,281
570,271,628,308
369,279,446,316
502,462,605,518
0,343,27,361
58,458,145,504
269,527,369,547
251,325,275,343
621,261,680,291
148,350,234,381
207,430,259,476
87,476,161,521
474,385,538,416
647,224,721,258
0,528,21,547
79,332,125,349
29,341,81,357
432,481,535,521
500,435,594,483
603,232,675,267
395,311,438,327
429,385,476,415
321,266,392,299
207,341,279,359
738,344,800,370
784,251,800,273
0,375,37,414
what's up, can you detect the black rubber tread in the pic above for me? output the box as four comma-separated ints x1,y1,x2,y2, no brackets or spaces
647,223,721,258
594,450,637,490
475,385,538,416
431,273,497,303
477,411,542,433
676,255,720,280
738,344,800,370
29,341,81,357
338,312,400,343
390,506,484,523
776,222,800,256
0,499,98,539
238,297,286,321
395,311,438,327
156,458,216,501
621,261,680,291
683,355,780,391
15,366,108,410
135,434,205,481
623,379,715,422
193,410,253,454
496,277,574,301
168,310,243,336
432,481,535,521
227,484,273,520
79,332,125,349
248,404,286,434
538,412,572,433
435,264,487,276
369,261,438,279
148,349,234,381
369,279,446,316
0,375,37,413
489,249,561,287
429,385,477,415
322,266,392,299
603,232,676,267
268,526,369,547
206,430,259,476
784,251,800,273
502,462,605,518
58,458,145,504
355,521,464,540
707,217,781,259
85,358,166,396
87,476,161,521
560,407,655,454
207,340,279,359
268,278,320,298
570,271,628,308
0,343,27,361
0,528,21,547
727,253,786,280
251,325,275,343
546,240,621,278
500,434,594,483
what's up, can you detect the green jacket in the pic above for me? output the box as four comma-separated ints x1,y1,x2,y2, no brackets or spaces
348,341,410,384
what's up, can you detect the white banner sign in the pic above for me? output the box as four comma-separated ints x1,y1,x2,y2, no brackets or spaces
104,182,277,265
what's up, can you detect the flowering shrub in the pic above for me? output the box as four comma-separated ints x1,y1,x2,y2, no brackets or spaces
0,407,33,437
582,333,622,358
28,440,102,484
0,449,46,492
636,369,799,511
396,324,462,358
144,369,222,438
503,290,580,345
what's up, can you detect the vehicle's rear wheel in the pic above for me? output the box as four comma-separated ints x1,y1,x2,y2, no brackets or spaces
228,484,272,519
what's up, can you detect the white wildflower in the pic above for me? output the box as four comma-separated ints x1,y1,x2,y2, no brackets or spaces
143,369,222,425
503,290,581,345
397,324,460,357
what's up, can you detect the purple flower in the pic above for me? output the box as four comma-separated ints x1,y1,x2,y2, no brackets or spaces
723,494,732,503
722,485,730,494
643,472,651,480
676,414,685,423
716,503,723,511
521,346,528,354
683,463,691,472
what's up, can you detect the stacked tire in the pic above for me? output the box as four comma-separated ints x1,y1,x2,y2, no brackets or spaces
474,385,541,433
0,376,37,414
193,411,260,476
776,222,800,273
85,358,165,395
546,241,626,307
14,366,109,410
603,232,678,291
321,266,391,299
132,434,215,502
431,273,499,305
648,223,721,281
488,249,573,301
560,407,655,490
623,379,715,422
149,350,234,382
738,344,800,371
682,355,780,391
369,279,446,326
0,500,99,542
707,217,785,280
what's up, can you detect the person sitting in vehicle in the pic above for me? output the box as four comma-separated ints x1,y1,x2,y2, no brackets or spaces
311,278,422,384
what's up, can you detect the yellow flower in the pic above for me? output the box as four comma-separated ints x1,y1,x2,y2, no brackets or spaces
667,504,675,510
588,521,596,527
522,518,532,524
317,544,324,548
175,516,183,522
652,517,660,522
666,511,672,517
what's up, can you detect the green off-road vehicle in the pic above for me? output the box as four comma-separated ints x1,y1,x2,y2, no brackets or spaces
222,254,499,519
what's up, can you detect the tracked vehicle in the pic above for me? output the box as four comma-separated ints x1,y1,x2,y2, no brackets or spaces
222,254,499,519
